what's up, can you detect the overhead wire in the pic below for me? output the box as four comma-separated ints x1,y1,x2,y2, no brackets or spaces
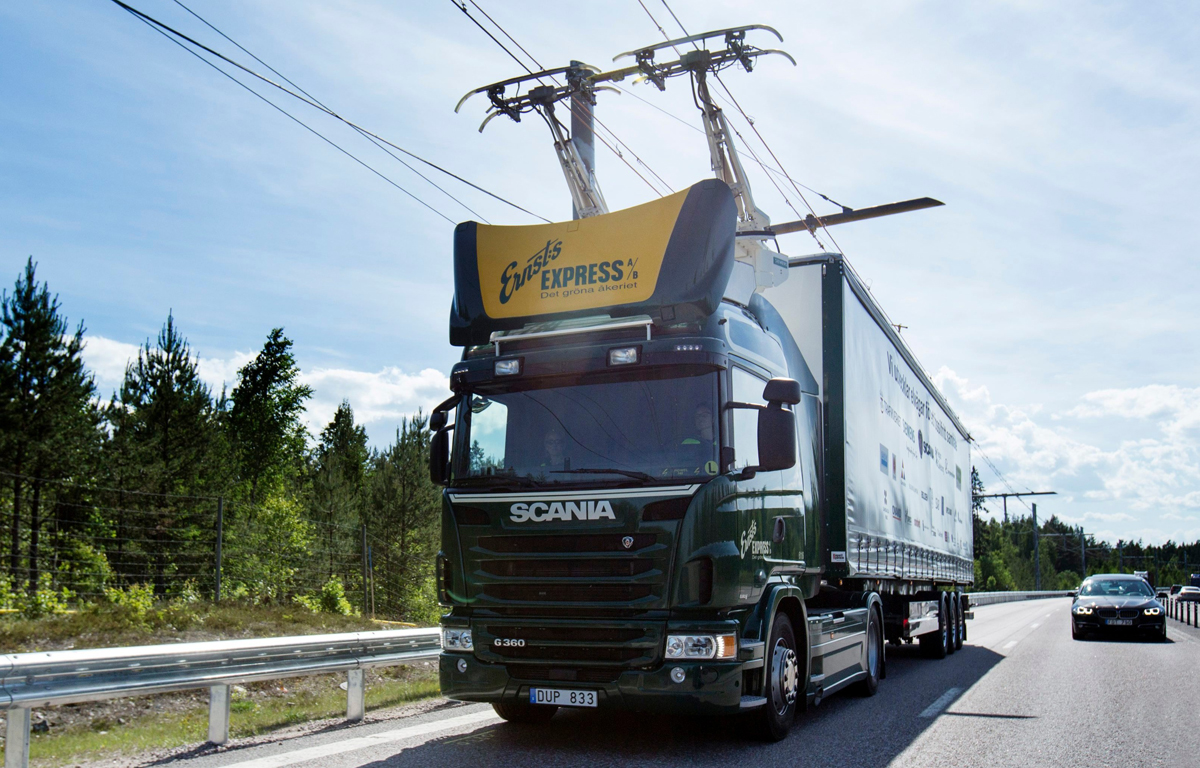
452,0,674,197
108,0,549,223
170,0,490,223
644,0,843,250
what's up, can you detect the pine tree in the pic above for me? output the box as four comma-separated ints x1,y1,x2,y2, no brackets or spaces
0,258,100,591
104,313,222,593
229,328,311,504
310,400,369,583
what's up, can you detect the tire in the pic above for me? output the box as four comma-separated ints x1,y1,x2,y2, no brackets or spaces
492,700,558,723
1071,623,1082,640
954,593,965,651
1158,624,1168,643
856,606,883,696
753,612,800,742
920,594,949,659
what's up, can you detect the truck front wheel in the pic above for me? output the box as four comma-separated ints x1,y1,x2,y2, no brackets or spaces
754,612,799,741
855,606,882,696
492,700,558,724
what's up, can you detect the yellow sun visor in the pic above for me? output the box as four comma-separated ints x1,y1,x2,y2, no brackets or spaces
450,180,736,347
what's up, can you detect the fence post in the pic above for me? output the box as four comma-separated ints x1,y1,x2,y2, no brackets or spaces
346,669,365,722
5,707,31,768
361,525,369,613
208,684,231,745
214,496,224,603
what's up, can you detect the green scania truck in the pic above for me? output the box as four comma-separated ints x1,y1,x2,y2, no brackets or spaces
430,28,973,740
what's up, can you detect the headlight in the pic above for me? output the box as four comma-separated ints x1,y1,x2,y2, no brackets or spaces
1144,607,1162,616
1073,606,1093,615
442,628,473,651
665,633,737,660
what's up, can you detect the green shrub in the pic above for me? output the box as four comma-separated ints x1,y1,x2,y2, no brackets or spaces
295,575,354,615
226,494,314,604
103,583,156,621
57,539,114,596
20,573,73,618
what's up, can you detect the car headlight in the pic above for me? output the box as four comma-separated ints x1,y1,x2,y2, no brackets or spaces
1144,607,1162,616
442,628,473,651
1073,606,1093,616
665,633,737,660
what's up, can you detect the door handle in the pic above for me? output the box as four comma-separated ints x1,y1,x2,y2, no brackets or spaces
773,516,786,543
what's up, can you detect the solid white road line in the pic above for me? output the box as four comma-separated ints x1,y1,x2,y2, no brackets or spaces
918,687,962,719
222,710,501,768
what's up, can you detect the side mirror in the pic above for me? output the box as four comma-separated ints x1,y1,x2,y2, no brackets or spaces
755,402,797,472
430,411,448,431
762,378,801,405
1068,590,1077,598
429,429,451,486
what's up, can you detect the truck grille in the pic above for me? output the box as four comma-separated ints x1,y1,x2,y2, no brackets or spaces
469,532,668,609
475,619,663,671
485,584,653,602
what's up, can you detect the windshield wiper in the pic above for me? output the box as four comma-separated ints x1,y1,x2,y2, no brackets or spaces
550,467,658,482
460,474,544,488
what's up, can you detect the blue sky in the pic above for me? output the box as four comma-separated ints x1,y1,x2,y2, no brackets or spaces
2,1,1199,545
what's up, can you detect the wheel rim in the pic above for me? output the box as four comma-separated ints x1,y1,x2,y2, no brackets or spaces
771,638,798,715
942,600,949,648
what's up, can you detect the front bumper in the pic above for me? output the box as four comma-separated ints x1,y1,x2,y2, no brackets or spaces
439,653,745,714
1073,613,1164,635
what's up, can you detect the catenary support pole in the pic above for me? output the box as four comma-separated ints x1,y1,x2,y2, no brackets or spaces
1079,526,1086,577
1032,503,1041,591
215,496,224,602
208,684,231,745
570,60,595,221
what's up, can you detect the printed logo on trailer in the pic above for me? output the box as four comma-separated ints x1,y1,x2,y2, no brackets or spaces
880,444,889,473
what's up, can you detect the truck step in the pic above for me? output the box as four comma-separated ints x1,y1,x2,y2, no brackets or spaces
739,696,767,709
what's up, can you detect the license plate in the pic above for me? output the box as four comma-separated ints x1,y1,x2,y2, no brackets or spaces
1105,619,1133,626
529,687,597,708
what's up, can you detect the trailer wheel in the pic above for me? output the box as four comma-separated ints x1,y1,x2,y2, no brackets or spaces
953,593,965,651
855,605,883,696
946,595,958,655
753,612,799,742
920,594,949,659
492,700,558,724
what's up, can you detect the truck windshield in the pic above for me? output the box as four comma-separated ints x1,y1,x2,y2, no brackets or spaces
456,371,719,485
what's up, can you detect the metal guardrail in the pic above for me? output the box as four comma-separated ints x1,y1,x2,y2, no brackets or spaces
0,627,441,768
965,590,1075,607
1167,596,1200,628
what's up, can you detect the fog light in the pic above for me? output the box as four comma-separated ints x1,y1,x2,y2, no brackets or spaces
608,346,639,365
494,358,521,376
674,344,702,352
456,658,468,673
670,667,686,684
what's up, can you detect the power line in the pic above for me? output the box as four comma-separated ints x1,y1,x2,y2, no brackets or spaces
121,8,457,225
452,0,673,196
108,0,549,223
170,0,489,223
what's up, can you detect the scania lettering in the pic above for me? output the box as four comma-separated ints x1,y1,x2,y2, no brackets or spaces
433,26,970,741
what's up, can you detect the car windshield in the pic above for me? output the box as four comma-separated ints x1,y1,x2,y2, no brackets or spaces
1079,579,1154,598
455,371,720,485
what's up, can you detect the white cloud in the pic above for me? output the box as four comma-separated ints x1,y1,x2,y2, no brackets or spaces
301,366,450,438
934,366,1200,544
81,336,141,393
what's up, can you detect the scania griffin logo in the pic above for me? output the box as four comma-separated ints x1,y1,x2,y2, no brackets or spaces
509,500,617,523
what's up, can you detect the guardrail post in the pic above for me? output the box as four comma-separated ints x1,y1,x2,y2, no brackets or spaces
208,684,231,745
5,707,31,768
346,669,365,722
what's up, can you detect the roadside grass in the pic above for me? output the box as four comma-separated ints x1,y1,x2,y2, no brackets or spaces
13,666,441,768
0,601,384,654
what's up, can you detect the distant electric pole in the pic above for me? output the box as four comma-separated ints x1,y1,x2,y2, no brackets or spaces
975,490,1057,525
892,323,907,335
1032,503,1041,591
1080,526,1086,576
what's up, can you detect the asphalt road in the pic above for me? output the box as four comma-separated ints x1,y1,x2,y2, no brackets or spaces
168,598,1200,768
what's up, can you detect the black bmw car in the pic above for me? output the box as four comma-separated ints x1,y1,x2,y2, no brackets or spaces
1072,574,1166,641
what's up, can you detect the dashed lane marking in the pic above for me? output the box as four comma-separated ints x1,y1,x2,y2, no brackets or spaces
1003,640,1018,650
221,709,501,768
918,687,963,718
